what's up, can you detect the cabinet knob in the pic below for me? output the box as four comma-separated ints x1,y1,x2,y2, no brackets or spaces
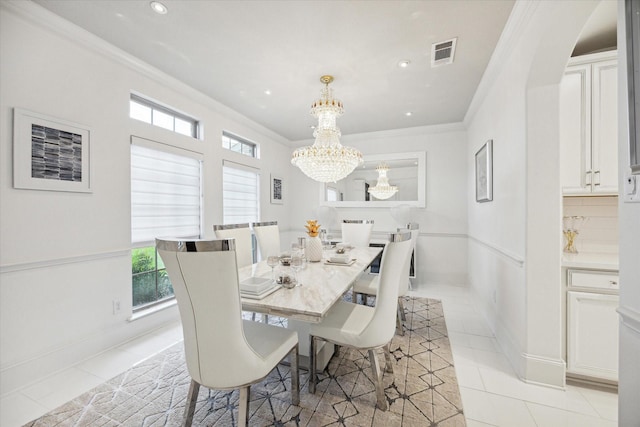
609,280,618,286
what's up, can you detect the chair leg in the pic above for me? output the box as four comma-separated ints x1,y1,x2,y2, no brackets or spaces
396,305,405,336
183,379,200,427
309,335,317,394
290,344,300,405
368,349,388,411
383,344,394,374
238,386,250,426
398,297,406,321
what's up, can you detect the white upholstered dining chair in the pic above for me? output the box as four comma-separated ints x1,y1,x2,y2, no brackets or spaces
308,230,413,411
252,221,281,259
352,223,419,335
156,238,299,427
213,223,253,268
341,219,374,248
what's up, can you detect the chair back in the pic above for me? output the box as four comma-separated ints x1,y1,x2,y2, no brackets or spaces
213,223,253,268
252,221,280,259
341,219,374,248
156,238,264,389
359,231,413,347
396,223,419,295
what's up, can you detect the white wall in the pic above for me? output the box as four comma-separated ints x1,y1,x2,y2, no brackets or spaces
289,124,468,286
0,2,293,394
465,0,600,386
616,2,640,423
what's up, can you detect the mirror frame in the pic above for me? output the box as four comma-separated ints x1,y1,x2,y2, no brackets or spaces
319,151,426,208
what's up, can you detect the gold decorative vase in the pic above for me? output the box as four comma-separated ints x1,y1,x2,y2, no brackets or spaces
563,229,579,253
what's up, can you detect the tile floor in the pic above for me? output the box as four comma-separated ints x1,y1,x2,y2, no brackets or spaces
0,284,618,427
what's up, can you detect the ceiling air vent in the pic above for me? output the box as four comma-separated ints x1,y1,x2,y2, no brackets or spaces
431,38,457,67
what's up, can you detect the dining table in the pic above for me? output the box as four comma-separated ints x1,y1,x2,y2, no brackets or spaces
238,245,383,370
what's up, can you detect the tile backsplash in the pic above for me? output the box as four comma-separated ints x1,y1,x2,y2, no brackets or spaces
563,196,618,254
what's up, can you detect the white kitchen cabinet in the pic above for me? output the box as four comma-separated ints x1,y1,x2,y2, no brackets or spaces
560,51,618,195
567,290,619,381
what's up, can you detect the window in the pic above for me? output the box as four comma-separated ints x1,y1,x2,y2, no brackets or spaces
130,94,199,138
222,131,258,158
222,160,260,261
222,160,260,224
131,138,202,310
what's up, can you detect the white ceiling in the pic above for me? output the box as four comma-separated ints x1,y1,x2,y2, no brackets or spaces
34,1,517,142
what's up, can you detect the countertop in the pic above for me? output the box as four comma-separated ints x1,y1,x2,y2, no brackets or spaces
562,252,619,270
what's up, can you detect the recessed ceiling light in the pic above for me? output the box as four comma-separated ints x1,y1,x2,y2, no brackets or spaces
150,1,168,14
398,60,411,68
405,112,413,116
264,89,271,95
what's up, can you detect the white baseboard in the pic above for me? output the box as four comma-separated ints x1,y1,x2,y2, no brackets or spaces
521,353,566,389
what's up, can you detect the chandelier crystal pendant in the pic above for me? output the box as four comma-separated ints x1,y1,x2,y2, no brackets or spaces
291,75,363,183
368,163,398,200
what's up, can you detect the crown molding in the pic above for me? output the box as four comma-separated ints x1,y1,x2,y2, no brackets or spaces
1,0,290,146
463,0,540,128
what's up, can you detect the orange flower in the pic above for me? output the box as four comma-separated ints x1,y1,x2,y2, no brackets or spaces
305,220,321,237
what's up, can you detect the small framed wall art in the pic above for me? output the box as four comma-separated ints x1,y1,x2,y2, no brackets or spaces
475,139,493,203
271,174,283,204
13,108,91,193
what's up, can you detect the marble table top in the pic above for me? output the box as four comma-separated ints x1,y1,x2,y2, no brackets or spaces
238,246,382,323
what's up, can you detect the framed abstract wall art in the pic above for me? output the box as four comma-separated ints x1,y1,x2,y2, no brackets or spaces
271,174,283,204
475,139,493,203
13,108,91,193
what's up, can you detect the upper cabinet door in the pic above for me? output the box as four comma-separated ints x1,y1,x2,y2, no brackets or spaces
560,64,592,195
560,51,618,196
591,59,618,194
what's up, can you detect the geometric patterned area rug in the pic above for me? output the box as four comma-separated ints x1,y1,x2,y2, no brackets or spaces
24,297,465,426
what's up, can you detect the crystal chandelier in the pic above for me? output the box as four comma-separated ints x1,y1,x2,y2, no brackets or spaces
368,163,398,200
291,75,363,183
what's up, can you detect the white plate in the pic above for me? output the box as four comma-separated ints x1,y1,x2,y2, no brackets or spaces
240,276,273,294
241,284,281,300
325,258,356,266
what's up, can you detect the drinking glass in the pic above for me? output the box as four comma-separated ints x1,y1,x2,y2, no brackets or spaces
291,254,303,286
267,255,279,282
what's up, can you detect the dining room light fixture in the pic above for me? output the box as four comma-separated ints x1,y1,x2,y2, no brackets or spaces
291,75,363,183
368,163,398,200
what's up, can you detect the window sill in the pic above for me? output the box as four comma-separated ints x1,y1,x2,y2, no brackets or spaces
128,299,177,322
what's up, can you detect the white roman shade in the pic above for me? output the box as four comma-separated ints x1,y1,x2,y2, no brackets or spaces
131,137,202,245
222,160,260,224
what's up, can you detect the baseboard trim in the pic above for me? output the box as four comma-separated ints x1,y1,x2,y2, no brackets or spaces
521,352,566,389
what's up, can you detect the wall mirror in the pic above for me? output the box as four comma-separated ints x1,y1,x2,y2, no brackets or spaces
320,151,426,207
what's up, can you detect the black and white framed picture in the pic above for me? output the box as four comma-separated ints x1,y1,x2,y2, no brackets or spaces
475,139,493,203
271,174,283,204
13,108,91,193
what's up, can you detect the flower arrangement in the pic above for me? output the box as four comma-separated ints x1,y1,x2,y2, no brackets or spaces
305,220,321,237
